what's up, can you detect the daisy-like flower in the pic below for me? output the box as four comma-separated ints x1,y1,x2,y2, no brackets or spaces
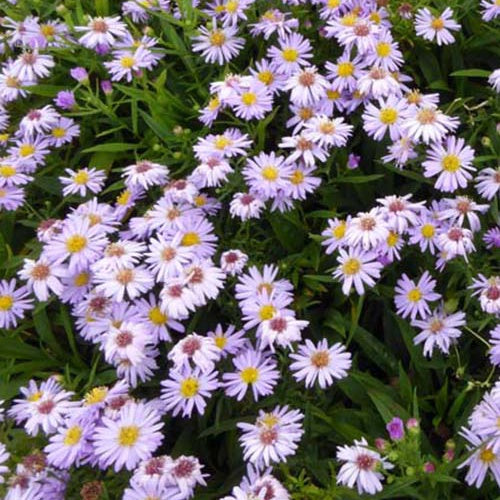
285,65,328,106
403,105,459,144
161,368,219,417
332,248,383,296
469,274,500,315
458,428,500,487
93,240,147,272
194,128,252,161
377,194,424,233
279,133,327,167
75,16,128,49
325,54,363,93
122,160,169,189
103,321,152,365
394,271,441,320
322,217,349,254
230,192,266,220
413,308,466,356
267,32,313,75
481,0,500,22
439,196,488,233
365,30,404,71
437,226,475,260
11,50,55,81
250,8,298,39
18,257,66,301
423,136,476,192
45,421,94,468
59,167,106,197
258,311,308,351
19,105,59,136
47,117,80,148
236,265,293,304
237,406,304,467
0,278,33,328
229,79,273,120
335,18,380,54
192,23,244,65
94,264,153,302
362,95,408,141
93,403,163,472
290,339,351,388
476,167,500,200
356,66,401,99
336,438,394,495
220,249,248,276
303,115,353,148
168,333,220,373
104,46,152,82
223,349,279,401
345,208,390,250
208,324,247,358
415,8,460,46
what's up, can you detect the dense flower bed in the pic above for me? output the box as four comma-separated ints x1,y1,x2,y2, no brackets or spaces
0,0,498,498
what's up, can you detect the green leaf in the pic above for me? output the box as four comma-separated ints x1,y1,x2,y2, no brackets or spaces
82,143,140,153
450,69,491,78
335,174,385,184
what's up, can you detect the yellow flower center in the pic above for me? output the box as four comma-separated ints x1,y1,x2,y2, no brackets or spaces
73,170,89,185
28,391,43,402
327,0,340,7
51,127,66,138
376,42,391,57
19,144,35,157
120,56,135,69
209,31,226,47
41,24,56,37
214,136,232,150
0,295,13,311
241,91,257,106
341,13,358,26
342,258,361,275
180,377,199,398
421,224,435,239
208,97,220,111
387,232,399,247
214,336,227,349
0,133,9,142
417,108,436,124
0,165,16,177
259,413,279,427
64,426,82,446
240,367,259,384
337,62,354,77
431,17,444,30
258,70,274,85
407,288,422,302
311,350,330,368
225,0,238,13
181,232,200,246
480,447,496,463
290,170,304,185
194,195,206,207
84,386,108,405
66,234,87,253
333,222,346,239
116,189,131,205
149,306,167,325
261,166,278,181
259,304,276,321
370,12,381,24
281,48,298,62
379,108,398,125
441,154,461,172
74,272,89,287
118,425,140,446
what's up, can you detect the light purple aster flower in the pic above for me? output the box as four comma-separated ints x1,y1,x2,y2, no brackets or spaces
0,278,33,328
192,22,244,65
414,7,460,46
394,271,441,320
54,90,75,110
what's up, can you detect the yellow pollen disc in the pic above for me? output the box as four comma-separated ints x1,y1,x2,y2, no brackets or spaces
431,17,444,30
376,42,391,57
441,154,461,172
326,89,341,100
417,108,436,124
342,258,361,275
214,4,225,13
333,222,346,239
214,336,227,349
209,31,226,47
28,391,43,402
290,170,304,185
241,91,257,106
327,0,340,7
214,136,232,150
281,48,298,62
41,24,56,37
319,121,335,134
194,195,206,207
74,272,89,287
379,108,398,125
0,295,13,311
0,134,9,142
240,367,259,384
116,189,131,205
370,12,381,24
64,426,82,446
407,288,422,302
225,0,238,13
258,70,274,85
337,62,354,77
0,165,16,177
341,13,358,26
73,170,89,185
311,350,329,368
66,234,87,253
120,56,135,69
181,232,200,246
180,377,199,398
421,224,435,239
19,144,35,157
299,107,313,120
387,232,399,247
480,447,496,463
259,413,279,427
118,425,140,446
259,304,276,321
84,386,108,405
208,97,220,111
149,306,167,325
51,127,66,138
261,166,278,181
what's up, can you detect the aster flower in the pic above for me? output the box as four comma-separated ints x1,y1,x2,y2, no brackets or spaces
11,50,54,81
325,54,363,93
161,368,219,417
423,136,476,192
481,0,500,21
267,32,313,75
377,194,424,233
45,421,94,468
415,8,460,46
290,339,351,388
403,105,459,144
362,95,408,141
469,274,500,315
237,405,304,467
484,227,500,249
322,217,349,254
75,16,128,49
230,192,266,220
394,271,441,320
94,264,153,302
192,23,244,65
223,349,279,401
18,257,66,301
207,324,247,358
334,18,380,54
93,403,163,472
250,9,299,39
54,90,75,110
258,311,308,351
279,132,327,167
0,278,33,328
220,249,248,276
194,128,252,160
365,30,404,71
168,333,220,373
489,325,500,365
285,65,328,107
476,167,500,200
229,79,273,120
303,115,353,148
356,66,401,99
336,437,394,495
439,196,488,233
437,226,475,260
345,208,390,250
19,105,59,136
59,167,106,197
412,308,466,356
